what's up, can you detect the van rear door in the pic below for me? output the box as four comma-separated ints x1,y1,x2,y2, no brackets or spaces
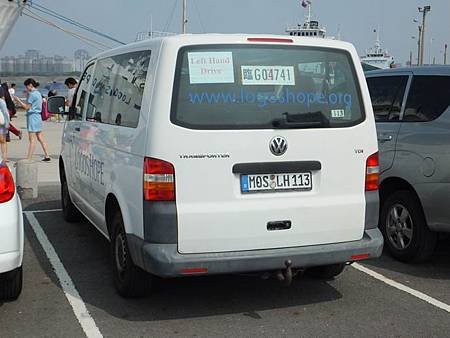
164,43,375,254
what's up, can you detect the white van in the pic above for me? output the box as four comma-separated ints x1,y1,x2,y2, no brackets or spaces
48,34,383,297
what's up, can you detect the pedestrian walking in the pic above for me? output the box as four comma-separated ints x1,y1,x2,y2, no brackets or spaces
14,78,51,162
0,87,10,162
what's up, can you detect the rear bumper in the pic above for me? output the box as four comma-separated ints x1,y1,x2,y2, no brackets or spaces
0,194,23,274
129,228,383,278
0,251,22,274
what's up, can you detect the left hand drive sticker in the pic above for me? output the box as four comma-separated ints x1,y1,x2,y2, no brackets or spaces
188,52,235,84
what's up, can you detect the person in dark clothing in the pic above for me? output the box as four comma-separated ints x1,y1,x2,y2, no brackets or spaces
0,83,21,140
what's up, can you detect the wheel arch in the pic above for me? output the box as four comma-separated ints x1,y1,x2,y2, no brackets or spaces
105,193,120,239
379,177,426,221
59,156,65,180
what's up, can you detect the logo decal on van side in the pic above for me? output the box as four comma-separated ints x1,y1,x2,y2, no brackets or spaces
74,147,105,185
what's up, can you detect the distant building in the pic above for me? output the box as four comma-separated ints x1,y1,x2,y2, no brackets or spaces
24,49,40,60
74,49,90,72
0,49,75,75
1,56,14,73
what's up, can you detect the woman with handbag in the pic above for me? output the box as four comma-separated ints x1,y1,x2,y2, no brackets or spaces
14,78,50,161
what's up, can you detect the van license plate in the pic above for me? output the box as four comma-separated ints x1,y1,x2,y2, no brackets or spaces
240,173,312,193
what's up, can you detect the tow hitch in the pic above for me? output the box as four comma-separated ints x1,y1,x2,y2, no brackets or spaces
276,259,293,286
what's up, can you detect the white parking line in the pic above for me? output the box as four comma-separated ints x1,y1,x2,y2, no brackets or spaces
28,208,62,213
353,263,450,314
24,211,103,338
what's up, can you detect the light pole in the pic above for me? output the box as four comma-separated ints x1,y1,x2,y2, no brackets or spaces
411,36,418,66
429,37,434,65
182,0,188,34
413,20,422,66
418,6,431,65
445,44,448,65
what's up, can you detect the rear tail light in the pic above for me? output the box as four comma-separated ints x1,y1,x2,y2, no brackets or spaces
365,152,379,191
144,157,175,201
0,163,15,203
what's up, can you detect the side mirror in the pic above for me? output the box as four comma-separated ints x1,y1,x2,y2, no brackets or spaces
47,96,66,114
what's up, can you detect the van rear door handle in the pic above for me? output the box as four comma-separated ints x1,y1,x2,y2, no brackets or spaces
378,135,393,143
267,220,292,231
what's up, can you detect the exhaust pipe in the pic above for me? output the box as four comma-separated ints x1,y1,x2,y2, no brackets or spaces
276,259,293,286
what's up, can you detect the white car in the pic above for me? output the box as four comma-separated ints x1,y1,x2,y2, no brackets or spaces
0,157,23,300
48,34,383,297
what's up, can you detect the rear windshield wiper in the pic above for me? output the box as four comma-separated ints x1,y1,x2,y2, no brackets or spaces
271,111,329,129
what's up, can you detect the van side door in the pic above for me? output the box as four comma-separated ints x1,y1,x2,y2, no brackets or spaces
366,74,411,174
78,50,152,236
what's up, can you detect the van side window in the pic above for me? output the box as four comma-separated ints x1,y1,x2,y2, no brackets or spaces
73,63,95,120
87,50,151,128
403,76,450,122
86,59,114,123
367,76,408,122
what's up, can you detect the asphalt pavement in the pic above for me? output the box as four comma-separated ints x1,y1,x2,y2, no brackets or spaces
1,111,450,338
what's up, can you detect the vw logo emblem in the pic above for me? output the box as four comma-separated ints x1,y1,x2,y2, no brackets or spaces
270,136,288,156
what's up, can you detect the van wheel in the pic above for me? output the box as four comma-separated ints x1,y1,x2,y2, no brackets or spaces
307,263,346,280
0,266,23,300
110,211,151,298
61,173,82,222
380,190,437,263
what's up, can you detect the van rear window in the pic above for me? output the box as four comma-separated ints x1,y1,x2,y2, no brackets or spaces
171,45,365,130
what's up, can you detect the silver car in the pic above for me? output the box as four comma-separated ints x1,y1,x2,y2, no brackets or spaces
366,66,450,262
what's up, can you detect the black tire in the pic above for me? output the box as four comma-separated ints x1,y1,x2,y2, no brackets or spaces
61,171,82,223
0,266,23,300
110,211,151,298
307,263,346,280
380,190,437,263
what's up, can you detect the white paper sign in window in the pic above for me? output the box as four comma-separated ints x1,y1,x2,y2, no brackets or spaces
241,66,295,86
188,52,235,84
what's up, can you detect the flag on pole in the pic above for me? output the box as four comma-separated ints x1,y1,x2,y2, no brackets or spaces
301,0,311,8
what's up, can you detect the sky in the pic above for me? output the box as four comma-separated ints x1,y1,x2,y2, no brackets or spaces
2,0,450,65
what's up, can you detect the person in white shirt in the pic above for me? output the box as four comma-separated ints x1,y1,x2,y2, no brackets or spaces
64,77,78,107
8,83,16,97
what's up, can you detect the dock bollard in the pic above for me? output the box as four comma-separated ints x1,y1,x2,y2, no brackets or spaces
16,160,38,199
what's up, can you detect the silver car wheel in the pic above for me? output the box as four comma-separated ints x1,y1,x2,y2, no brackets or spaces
386,203,413,250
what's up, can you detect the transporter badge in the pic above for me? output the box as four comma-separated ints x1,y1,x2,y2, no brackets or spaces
270,136,288,156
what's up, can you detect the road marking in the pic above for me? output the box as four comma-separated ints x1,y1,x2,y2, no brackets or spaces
24,211,103,338
353,263,450,313
27,208,62,213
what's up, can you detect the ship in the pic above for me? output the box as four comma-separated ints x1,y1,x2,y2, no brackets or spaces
286,1,326,38
361,30,395,69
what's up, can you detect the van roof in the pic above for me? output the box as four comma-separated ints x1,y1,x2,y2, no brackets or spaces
90,33,356,62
